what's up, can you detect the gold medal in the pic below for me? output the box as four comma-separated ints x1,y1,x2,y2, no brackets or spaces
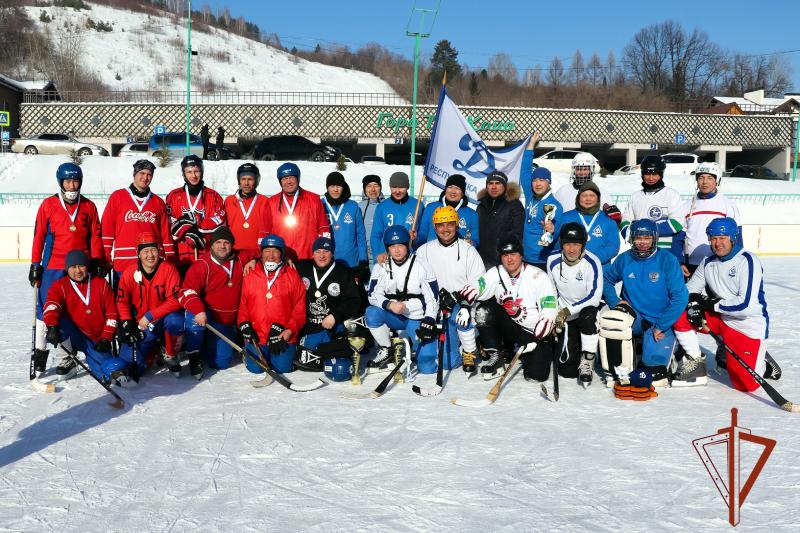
266,292,273,299
285,215,297,227
69,225,77,232
314,290,322,298
227,281,233,287
86,308,91,314
243,221,250,229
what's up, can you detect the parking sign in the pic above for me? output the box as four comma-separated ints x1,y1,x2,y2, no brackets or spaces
675,132,686,145
1,131,9,140
0,110,9,127
154,125,166,135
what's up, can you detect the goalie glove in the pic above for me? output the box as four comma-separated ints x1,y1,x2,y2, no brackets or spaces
268,323,288,354
171,213,196,240
415,316,437,343
238,321,259,345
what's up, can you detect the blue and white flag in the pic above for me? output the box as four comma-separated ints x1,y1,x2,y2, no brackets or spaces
423,86,532,204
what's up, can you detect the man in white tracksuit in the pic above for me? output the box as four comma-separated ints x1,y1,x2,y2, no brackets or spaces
417,206,485,376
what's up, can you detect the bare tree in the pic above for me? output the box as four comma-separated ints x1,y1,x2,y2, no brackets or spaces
523,66,543,87
723,53,793,97
547,56,565,87
487,53,517,82
570,50,585,84
586,53,603,86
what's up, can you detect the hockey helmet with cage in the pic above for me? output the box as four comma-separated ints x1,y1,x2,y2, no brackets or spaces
571,152,596,185
629,219,658,259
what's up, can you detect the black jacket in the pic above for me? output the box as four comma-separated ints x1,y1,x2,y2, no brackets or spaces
296,260,362,335
476,182,524,268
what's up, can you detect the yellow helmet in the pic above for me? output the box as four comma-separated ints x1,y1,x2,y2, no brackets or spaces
432,205,459,225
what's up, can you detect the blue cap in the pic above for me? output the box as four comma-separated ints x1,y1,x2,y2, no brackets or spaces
531,167,552,183
312,237,335,253
629,368,653,388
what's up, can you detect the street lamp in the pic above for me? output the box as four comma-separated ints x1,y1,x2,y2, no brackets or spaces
405,1,439,197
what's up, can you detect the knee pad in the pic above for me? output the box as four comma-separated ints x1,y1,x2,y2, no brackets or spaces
598,309,635,374
577,306,599,335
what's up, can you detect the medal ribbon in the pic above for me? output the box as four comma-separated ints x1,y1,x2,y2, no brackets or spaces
69,276,91,308
237,193,257,223
313,263,336,293
59,194,81,227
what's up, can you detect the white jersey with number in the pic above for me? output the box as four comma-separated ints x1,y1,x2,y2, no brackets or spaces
416,238,485,293
546,250,603,318
470,263,558,332
683,193,741,266
687,248,768,339
367,254,439,320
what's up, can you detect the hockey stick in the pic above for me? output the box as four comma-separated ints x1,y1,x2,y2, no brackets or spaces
412,310,447,397
59,343,124,409
206,324,326,392
29,286,56,393
708,332,798,413
450,343,533,407
341,359,406,400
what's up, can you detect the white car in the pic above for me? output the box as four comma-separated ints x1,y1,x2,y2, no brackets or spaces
532,150,600,174
118,142,149,157
10,133,109,156
662,153,701,175
360,155,385,165
612,164,640,176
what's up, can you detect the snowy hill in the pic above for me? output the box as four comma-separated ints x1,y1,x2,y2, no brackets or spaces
23,2,399,96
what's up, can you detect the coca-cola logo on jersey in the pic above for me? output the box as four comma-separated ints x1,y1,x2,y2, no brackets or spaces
124,210,157,223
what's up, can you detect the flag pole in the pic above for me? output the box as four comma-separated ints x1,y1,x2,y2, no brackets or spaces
411,72,446,233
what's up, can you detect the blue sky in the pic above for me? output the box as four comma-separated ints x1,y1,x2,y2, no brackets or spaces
206,0,800,94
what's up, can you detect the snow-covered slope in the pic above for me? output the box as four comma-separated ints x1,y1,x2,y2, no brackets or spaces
23,2,399,96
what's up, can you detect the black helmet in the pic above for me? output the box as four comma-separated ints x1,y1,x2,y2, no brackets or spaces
237,162,261,187
497,236,523,256
559,222,587,245
181,154,203,174
640,155,666,177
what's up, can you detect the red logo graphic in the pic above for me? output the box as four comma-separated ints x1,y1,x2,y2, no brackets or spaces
692,408,776,526
124,210,157,223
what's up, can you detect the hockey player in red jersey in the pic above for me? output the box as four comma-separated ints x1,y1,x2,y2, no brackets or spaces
42,250,120,383
29,163,105,378
101,159,174,277
166,155,226,271
178,226,257,373
265,162,330,261
223,163,272,253
116,233,185,381
238,234,306,374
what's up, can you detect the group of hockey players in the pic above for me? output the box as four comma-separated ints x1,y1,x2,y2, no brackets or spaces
28,148,780,401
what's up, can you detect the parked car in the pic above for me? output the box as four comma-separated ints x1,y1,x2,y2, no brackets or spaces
118,142,149,157
612,164,640,176
149,132,203,159
253,135,340,162
662,152,702,175
10,133,109,156
532,150,600,174
724,165,783,180
360,155,386,165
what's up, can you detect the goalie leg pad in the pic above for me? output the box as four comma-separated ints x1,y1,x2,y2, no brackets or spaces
598,309,635,374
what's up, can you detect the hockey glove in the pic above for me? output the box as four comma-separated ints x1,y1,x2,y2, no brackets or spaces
439,289,458,312
455,306,472,328
555,307,571,331
46,325,60,347
29,263,43,288
416,316,437,342
533,315,554,339
90,258,110,279
171,213,196,240
185,228,205,249
614,301,636,318
456,285,478,305
94,338,112,353
120,319,145,345
238,321,259,345
686,293,719,329
500,293,523,319
268,323,288,354
603,203,622,226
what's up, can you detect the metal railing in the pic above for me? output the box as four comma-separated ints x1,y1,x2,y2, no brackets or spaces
22,91,411,106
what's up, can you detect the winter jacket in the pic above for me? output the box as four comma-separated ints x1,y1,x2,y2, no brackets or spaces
322,188,367,268
415,196,480,249
238,263,306,344
476,182,524,269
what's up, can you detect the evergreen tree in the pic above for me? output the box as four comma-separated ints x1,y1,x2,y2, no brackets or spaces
427,39,462,87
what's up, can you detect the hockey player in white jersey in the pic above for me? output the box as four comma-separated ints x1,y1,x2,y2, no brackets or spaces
620,155,685,261
365,225,440,375
457,236,558,381
417,206,485,375
672,217,779,390
682,162,741,277
547,222,603,387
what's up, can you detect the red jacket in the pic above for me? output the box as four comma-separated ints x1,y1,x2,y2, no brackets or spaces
224,192,273,253
238,264,306,344
43,275,118,342
32,194,103,269
116,260,182,322
265,189,330,261
178,251,257,325
165,185,226,266
101,187,174,272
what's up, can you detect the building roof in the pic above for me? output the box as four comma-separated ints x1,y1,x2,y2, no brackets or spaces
0,73,55,92
711,94,800,114
698,102,744,115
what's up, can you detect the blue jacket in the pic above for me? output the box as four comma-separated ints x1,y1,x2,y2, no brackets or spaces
522,192,562,264
322,195,367,268
557,210,620,265
370,195,421,256
602,248,688,331
415,198,480,249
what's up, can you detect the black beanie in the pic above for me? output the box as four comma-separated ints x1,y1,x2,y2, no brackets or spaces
210,225,235,246
362,174,381,191
445,174,467,195
326,171,346,188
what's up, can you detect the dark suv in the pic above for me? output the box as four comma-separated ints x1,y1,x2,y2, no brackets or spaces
253,135,340,162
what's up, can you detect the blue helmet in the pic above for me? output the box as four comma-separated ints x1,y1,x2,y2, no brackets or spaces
101,357,129,382
383,225,410,249
277,162,300,182
56,162,83,188
629,219,658,259
323,357,353,382
706,217,738,241
259,233,285,256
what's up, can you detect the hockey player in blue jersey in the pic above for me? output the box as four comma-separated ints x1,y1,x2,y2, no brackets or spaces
557,181,620,267
365,225,439,375
522,167,562,269
321,171,367,272
369,172,422,265
414,174,480,249
600,219,688,386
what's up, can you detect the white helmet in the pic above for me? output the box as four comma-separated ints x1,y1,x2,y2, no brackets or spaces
694,161,721,185
571,152,596,185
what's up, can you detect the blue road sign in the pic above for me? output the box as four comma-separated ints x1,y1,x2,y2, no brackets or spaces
154,125,166,135
0,111,9,127
675,132,686,145
1,131,9,140
650,143,658,150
